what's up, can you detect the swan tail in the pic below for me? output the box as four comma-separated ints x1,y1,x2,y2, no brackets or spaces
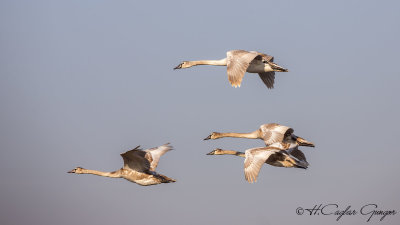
269,62,288,72
296,136,315,147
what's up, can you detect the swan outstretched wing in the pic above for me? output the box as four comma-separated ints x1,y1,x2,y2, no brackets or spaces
258,53,274,62
145,143,173,171
260,123,294,145
286,146,309,166
226,50,259,87
257,53,277,89
244,147,279,183
120,146,150,172
258,72,275,89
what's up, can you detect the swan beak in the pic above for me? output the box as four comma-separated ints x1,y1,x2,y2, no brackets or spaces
204,135,212,140
174,63,183,70
67,169,75,173
206,150,216,155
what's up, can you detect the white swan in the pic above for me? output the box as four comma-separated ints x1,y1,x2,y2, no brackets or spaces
204,123,315,149
207,146,308,183
174,50,288,88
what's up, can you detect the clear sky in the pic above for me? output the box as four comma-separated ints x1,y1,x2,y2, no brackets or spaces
1,0,399,225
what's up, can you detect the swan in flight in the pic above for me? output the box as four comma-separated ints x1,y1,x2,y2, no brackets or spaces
204,123,315,149
207,146,308,183
68,143,176,186
174,50,288,88
207,146,308,168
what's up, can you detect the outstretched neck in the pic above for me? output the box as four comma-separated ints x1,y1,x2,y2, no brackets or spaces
189,58,227,66
80,168,122,178
218,150,245,157
215,130,260,139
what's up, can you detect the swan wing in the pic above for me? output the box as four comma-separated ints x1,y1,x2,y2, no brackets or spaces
258,72,275,89
286,146,309,166
260,123,293,145
145,143,173,171
264,153,282,167
258,53,274,62
257,52,275,88
244,147,278,183
226,50,259,87
120,146,150,172
278,150,307,168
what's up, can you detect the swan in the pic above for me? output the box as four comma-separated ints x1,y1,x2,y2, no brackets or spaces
204,123,315,149
68,143,176,186
174,50,288,88
207,145,309,167
207,146,308,183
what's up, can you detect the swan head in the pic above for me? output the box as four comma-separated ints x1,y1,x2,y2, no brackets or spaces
206,148,224,155
174,61,193,70
204,132,220,140
68,167,84,174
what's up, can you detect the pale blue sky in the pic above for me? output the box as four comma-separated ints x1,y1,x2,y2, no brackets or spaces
1,1,399,224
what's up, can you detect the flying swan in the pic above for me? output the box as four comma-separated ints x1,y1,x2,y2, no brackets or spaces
174,50,288,88
68,143,176,186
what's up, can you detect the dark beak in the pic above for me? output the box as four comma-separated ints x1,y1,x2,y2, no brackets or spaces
67,169,75,173
204,135,211,140
174,63,183,70
206,150,216,155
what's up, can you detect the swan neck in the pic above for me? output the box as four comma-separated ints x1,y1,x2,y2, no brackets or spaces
190,58,227,66
81,168,122,178
219,150,245,157
216,130,260,139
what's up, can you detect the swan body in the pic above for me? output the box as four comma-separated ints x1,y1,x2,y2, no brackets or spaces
174,50,288,88
204,123,315,149
68,143,176,186
207,147,308,183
